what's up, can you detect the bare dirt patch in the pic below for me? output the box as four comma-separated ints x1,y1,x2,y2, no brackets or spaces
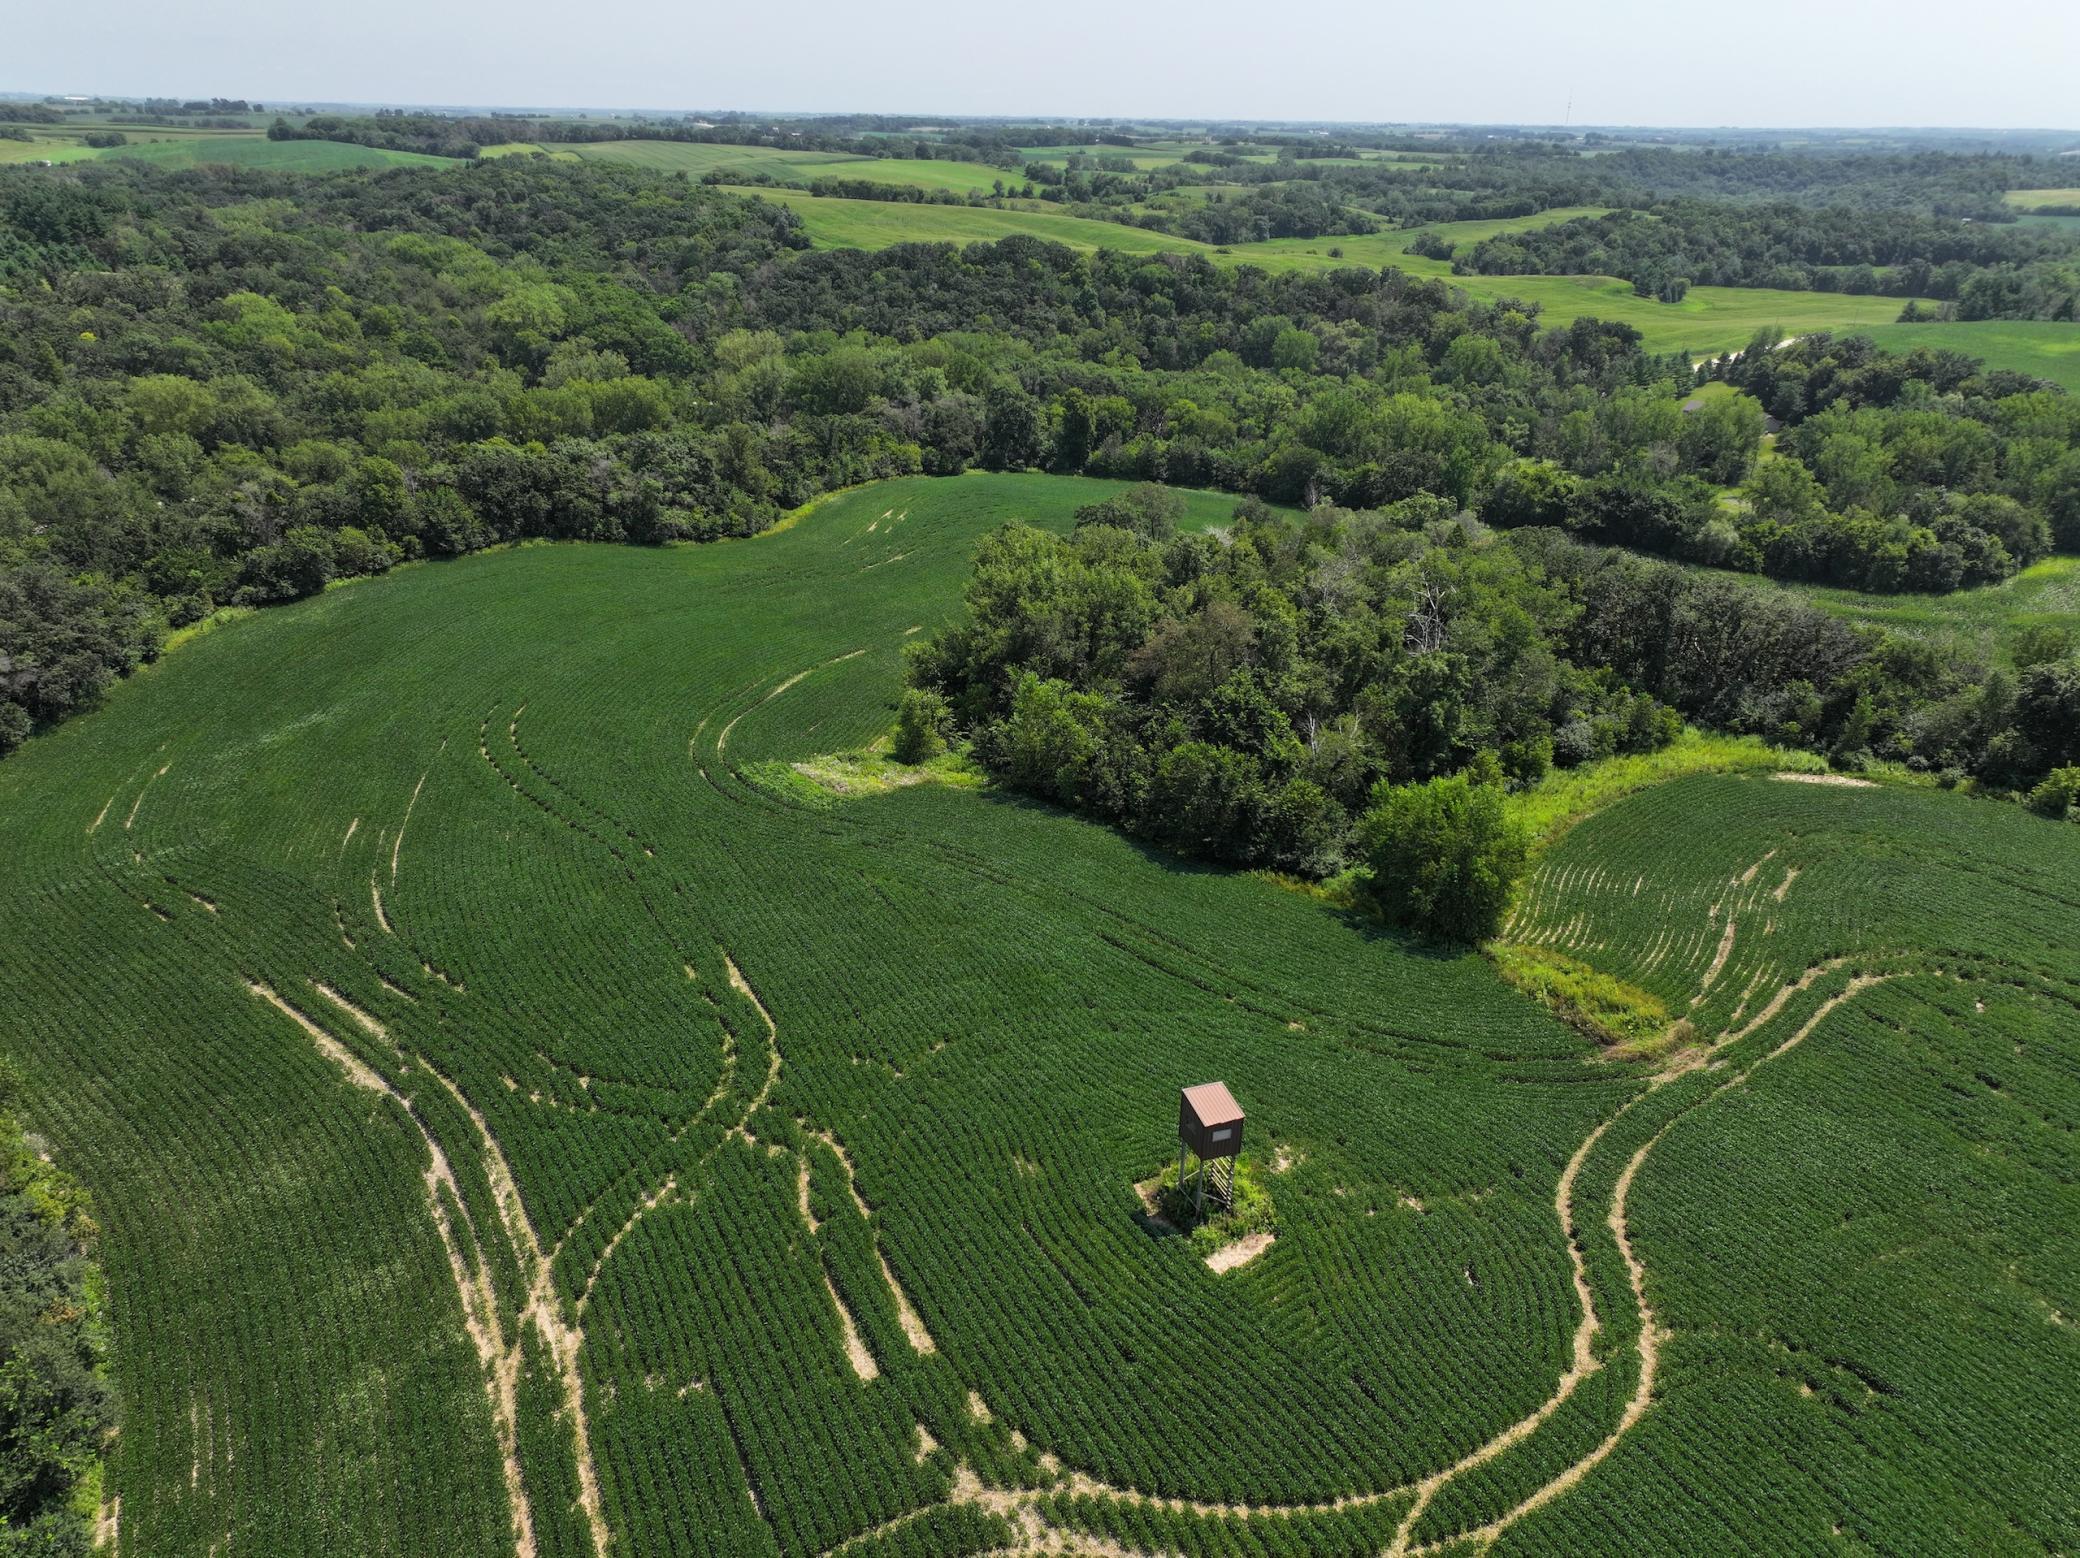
1693,916,1738,1002
1387,1116,1615,1555
806,1129,872,1217
1773,771,1875,788
878,1250,937,1352
420,1061,610,1557
724,954,781,1134
579,1174,679,1317
824,1275,880,1380
123,764,170,831
1204,1232,1275,1273
390,771,428,882
311,981,387,1040
243,980,541,1556
796,1158,819,1232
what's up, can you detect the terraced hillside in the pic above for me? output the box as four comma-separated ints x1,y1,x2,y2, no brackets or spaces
1,473,2074,1556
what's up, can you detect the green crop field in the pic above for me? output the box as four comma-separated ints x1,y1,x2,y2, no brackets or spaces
2003,188,2080,211
4,467,2074,1556
720,185,1219,257
1499,772,2080,1553
107,136,451,171
0,128,448,172
1855,319,2080,392
482,140,869,180
477,140,1008,193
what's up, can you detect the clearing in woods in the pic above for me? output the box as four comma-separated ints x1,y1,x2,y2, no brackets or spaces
1,470,2075,1556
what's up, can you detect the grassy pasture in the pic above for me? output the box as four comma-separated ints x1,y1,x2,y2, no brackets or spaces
720,184,1218,256
476,141,582,162
2003,187,2080,211
787,157,1014,194
5,467,2073,1554
1855,319,2080,392
479,139,1012,193
0,136,100,164
0,127,447,171
1019,152,1195,171
1735,554,2080,666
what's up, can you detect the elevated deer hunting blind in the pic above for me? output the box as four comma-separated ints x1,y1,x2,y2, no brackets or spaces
1177,1081,1243,1216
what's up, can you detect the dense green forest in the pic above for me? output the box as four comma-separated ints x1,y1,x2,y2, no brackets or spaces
0,157,2075,789
0,1064,110,1557
905,484,2080,932
277,109,2080,296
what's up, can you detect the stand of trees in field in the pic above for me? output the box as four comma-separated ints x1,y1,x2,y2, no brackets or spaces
1449,204,2080,320
0,159,2075,783
904,487,2080,938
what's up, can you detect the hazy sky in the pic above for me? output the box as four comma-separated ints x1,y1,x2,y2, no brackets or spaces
14,0,2080,129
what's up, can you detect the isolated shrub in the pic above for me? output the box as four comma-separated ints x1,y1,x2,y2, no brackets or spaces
237,526,335,603
1550,719,1596,769
1258,778,1348,876
1359,773,1530,943
331,526,397,579
1072,484,1185,544
2028,767,2080,819
1501,734,1553,789
891,688,949,765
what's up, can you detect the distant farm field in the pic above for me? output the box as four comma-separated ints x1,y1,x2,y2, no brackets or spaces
1739,554,2080,666
479,139,1011,192
1856,319,2080,392
6,468,2074,1556
2003,187,2080,211
721,184,1219,257
727,187,1931,358
0,129,448,172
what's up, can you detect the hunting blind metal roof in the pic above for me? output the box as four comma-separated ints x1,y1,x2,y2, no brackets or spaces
1179,1081,1244,1161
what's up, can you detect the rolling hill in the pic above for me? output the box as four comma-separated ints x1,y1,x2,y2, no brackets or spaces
3,471,2074,1556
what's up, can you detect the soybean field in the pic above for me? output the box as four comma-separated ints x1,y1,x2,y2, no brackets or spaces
2,472,2075,1556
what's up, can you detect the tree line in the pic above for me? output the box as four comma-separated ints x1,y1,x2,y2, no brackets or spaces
1450,203,2080,321
900,485,2079,939
0,159,2073,768
0,1059,111,1556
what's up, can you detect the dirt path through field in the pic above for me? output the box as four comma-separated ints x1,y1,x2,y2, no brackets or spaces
245,980,541,1558
420,1061,610,1556
1402,961,1899,1553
